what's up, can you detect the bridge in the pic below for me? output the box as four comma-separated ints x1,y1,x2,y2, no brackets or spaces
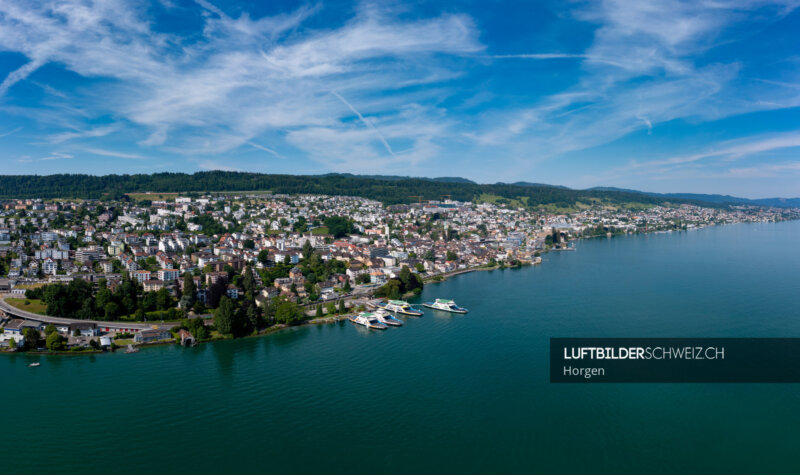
0,294,173,332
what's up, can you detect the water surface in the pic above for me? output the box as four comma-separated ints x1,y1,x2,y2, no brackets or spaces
5,221,800,473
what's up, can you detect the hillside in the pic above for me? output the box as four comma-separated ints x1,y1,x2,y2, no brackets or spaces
0,172,731,209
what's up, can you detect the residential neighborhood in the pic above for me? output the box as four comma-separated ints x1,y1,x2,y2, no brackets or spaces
0,192,797,351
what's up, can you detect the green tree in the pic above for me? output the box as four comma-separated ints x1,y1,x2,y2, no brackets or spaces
156,287,172,311
446,251,458,261
215,297,235,335
316,305,323,318
180,273,197,309
104,302,119,320
44,324,57,336
338,299,346,314
274,297,302,325
23,327,40,350
46,332,66,351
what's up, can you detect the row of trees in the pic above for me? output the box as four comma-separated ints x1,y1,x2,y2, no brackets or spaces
25,273,181,321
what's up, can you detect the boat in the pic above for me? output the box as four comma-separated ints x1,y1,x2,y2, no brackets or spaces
349,312,388,330
373,309,404,326
28,362,40,367
125,344,140,354
422,299,469,314
377,300,424,316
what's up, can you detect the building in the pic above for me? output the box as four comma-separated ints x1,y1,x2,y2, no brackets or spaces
42,258,58,275
69,322,99,337
226,285,239,300
178,329,196,347
133,270,152,283
134,329,173,343
158,269,180,282
143,280,165,292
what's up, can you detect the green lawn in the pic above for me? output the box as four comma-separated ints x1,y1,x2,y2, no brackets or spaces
6,298,48,315
311,226,329,235
127,192,180,201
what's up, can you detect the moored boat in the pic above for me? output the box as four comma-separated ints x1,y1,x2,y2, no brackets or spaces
422,299,469,314
28,362,40,367
374,309,404,326
378,300,424,316
349,312,388,330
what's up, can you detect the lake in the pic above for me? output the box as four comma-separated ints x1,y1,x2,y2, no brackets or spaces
4,220,800,473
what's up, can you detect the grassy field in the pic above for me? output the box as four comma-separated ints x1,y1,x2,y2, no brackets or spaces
127,192,180,201
477,193,529,209
311,226,329,235
6,298,48,315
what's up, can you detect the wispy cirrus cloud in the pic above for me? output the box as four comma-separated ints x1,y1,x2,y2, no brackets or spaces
470,0,800,177
0,0,481,173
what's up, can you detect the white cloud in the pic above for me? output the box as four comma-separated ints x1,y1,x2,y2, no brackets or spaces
0,0,481,172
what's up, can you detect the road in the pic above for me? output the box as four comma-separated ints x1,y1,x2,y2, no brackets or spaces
0,294,172,331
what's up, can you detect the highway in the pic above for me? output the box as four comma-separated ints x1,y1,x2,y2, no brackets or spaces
0,294,172,331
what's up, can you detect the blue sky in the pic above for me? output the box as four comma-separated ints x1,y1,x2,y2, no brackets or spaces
1,0,799,198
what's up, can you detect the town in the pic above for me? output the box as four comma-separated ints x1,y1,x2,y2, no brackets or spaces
1,192,797,352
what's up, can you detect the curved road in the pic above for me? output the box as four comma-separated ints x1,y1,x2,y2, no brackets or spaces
0,294,172,331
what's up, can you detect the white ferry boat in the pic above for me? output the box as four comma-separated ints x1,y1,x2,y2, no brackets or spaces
377,300,424,317
349,312,388,330
373,309,404,326
422,299,469,314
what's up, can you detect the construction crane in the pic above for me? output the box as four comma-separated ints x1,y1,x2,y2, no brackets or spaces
408,195,426,205
441,194,452,201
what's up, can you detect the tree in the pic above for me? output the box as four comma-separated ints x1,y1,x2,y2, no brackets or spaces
274,297,302,325
323,216,353,238
23,328,40,350
327,302,336,315
46,331,66,351
7,337,16,350
44,324,57,336
316,305,323,318
215,297,235,335
156,287,172,311
356,273,370,285
242,267,256,298
293,216,308,232
446,251,458,261
339,299,346,314
258,250,270,265
302,240,314,260
104,302,119,320
180,273,197,309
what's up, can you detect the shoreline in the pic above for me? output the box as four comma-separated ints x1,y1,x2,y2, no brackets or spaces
2,220,793,357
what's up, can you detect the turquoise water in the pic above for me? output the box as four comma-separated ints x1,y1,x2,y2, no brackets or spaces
4,221,800,473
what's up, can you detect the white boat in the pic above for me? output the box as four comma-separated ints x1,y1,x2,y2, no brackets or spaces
422,299,469,314
349,312,388,330
373,309,404,326
377,300,424,316
125,344,140,354
28,362,40,367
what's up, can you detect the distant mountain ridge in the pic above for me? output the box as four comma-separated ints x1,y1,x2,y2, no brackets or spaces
587,187,800,208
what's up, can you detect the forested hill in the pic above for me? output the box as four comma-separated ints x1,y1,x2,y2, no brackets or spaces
0,172,724,209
